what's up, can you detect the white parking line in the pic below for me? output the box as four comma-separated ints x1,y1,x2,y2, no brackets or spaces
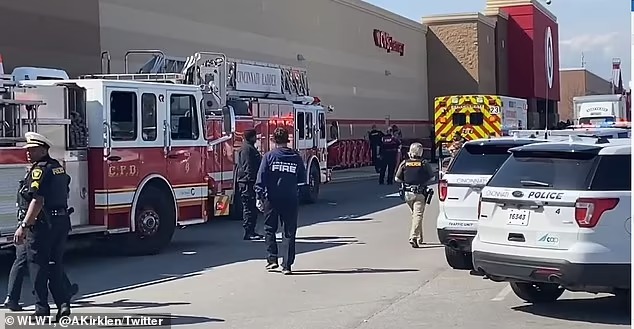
491,285,512,301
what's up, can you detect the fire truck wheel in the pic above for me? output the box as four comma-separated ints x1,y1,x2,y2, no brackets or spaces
124,185,176,255
301,164,320,204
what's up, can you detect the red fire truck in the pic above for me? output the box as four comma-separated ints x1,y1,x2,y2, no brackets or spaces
0,50,331,255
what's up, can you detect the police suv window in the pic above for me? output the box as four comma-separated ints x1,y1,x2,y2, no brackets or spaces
110,91,138,141
141,93,157,141
448,144,514,175
452,113,467,126
170,94,199,140
297,112,305,139
590,155,631,191
487,152,596,190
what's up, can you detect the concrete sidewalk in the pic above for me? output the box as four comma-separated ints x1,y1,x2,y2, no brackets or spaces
330,163,438,184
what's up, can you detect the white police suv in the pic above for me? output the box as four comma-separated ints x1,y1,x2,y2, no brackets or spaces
436,137,547,270
472,137,631,303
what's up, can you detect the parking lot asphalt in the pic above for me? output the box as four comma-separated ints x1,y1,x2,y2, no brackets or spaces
0,180,628,328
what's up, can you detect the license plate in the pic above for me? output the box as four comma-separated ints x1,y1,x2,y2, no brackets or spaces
507,209,530,226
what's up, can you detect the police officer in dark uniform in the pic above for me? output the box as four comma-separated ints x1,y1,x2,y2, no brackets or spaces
395,143,434,248
13,132,72,319
3,172,78,311
255,127,306,275
378,129,401,185
367,125,384,173
236,129,264,240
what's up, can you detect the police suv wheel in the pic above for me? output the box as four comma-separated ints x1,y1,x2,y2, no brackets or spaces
444,247,473,270
509,282,564,303
124,185,176,256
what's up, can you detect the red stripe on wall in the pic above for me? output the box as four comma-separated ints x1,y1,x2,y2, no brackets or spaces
327,119,431,125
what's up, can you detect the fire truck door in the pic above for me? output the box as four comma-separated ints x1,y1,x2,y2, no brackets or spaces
294,109,312,151
165,91,206,220
317,109,326,150
103,87,143,228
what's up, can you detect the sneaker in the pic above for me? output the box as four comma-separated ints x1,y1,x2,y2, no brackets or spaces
265,261,279,271
54,304,70,323
243,233,264,241
409,239,419,248
281,268,292,275
3,297,22,311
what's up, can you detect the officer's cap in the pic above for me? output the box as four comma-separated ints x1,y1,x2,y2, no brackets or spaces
23,132,52,149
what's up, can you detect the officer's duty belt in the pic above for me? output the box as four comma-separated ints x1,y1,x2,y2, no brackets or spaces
46,208,69,216
404,185,424,194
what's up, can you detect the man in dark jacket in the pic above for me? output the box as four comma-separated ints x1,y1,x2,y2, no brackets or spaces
378,129,401,185
255,127,306,275
367,125,384,173
236,129,263,240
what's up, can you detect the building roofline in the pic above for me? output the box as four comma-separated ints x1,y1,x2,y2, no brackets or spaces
333,0,427,33
422,12,496,28
486,0,557,22
560,67,611,84
483,7,510,19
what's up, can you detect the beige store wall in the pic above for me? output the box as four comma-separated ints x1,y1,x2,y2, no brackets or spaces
0,0,102,77
98,0,429,139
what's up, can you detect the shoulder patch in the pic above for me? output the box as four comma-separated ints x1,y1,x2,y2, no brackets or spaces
52,167,65,175
31,168,43,180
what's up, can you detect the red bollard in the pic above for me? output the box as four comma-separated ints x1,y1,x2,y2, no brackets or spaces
327,141,340,169
350,140,359,167
361,140,370,166
341,140,350,168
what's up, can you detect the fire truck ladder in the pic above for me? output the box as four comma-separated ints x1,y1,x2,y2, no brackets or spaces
0,74,45,146
82,50,228,108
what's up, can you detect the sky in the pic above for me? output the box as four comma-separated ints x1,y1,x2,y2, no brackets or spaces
364,0,631,84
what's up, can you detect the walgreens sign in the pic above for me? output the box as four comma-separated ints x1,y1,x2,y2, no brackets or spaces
373,29,405,56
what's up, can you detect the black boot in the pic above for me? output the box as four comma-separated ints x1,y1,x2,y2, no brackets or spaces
3,296,22,311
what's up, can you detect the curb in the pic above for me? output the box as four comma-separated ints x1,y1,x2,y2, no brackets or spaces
329,174,379,184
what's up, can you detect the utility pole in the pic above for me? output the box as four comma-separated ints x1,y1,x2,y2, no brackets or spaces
581,52,586,68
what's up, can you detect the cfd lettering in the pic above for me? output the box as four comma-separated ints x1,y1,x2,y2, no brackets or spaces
527,191,563,200
373,29,405,56
271,162,297,174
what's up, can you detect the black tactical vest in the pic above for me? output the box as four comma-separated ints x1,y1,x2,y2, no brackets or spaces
402,159,431,186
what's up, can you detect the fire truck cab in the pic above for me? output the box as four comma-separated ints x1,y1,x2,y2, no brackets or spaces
0,51,236,255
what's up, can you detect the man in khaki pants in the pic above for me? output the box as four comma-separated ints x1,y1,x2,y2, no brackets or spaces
395,143,434,248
